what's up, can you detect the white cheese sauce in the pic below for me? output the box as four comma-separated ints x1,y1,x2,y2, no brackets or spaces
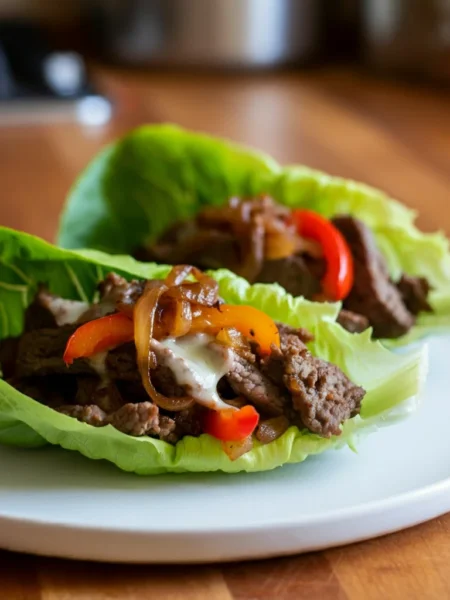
46,297,90,326
156,334,234,411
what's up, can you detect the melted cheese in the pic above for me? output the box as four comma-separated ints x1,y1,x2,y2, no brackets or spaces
46,297,89,326
157,334,234,411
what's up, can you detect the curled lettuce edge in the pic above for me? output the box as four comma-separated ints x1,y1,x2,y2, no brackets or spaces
0,226,427,474
56,124,450,346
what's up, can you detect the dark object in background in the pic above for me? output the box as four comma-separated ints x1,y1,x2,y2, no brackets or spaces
85,0,326,68
361,0,450,83
0,20,112,125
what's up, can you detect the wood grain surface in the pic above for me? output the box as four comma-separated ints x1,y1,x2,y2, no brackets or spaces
0,67,449,599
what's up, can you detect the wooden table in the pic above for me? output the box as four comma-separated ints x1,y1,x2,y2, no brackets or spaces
0,67,449,599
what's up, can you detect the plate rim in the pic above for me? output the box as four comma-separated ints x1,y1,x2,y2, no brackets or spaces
0,471,449,536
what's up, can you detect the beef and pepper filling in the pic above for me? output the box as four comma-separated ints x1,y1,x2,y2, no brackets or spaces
1,266,365,460
137,197,432,339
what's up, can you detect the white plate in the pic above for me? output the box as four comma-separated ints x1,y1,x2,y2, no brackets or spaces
0,336,449,563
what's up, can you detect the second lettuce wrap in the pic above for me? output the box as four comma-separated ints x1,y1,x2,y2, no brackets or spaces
57,125,450,344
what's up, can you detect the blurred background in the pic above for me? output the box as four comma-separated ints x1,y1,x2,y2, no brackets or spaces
0,0,449,240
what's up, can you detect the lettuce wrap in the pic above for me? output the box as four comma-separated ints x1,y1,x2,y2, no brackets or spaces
0,226,426,474
57,124,450,345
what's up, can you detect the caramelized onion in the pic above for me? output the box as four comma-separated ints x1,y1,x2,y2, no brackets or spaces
222,435,253,461
255,416,290,444
134,281,194,411
164,265,219,305
155,296,192,339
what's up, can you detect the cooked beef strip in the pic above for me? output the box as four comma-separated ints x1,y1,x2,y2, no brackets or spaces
9,276,368,441
57,404,108,427
172,405,205,438
140,225,241,272
224,349,286,417
276,323,315,344
397,274,432,316
15,324,94,378
337,309,370,334
105,342,138,381
0,336,19,379
106,342,188,398
109,401,161,436
261,328,364,437
75,376,124,413
57,399,177,441
332,216,415,339
98,273,146,316
24,286,59,331
10,375,76,408
255,255,323,298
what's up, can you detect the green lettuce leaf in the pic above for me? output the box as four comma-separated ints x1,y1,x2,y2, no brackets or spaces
0,226,426,473
57,124,450,344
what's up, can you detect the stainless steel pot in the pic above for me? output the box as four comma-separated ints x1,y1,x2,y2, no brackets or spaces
87,0,324,68
361,0,450,82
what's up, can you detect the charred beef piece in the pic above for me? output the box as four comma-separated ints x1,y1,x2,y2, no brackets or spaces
397,275,432,316
332,216,414,339
337,310,370,334
256,255,323,298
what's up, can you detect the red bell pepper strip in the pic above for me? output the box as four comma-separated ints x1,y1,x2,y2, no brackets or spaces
191,304,280,355
63,313,134,365
204,405,260,442
292,209,354,301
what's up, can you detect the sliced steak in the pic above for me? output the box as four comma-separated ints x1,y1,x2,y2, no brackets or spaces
57,404,108,427
106,341,191,398
0,336,19,379
98,273,146,316
75,376,124,413
15,325,94,378
332,216,414,338
10,375,76,408
337,309,370,334
106,342,140,381
256,255,322,298
397,274,432,316
225,351,286,416
141,226,240,272
276,323,314,344
172,406,205,438
261,329,365,436
283,346,364,437
24,287,58,331
109,401,161,436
